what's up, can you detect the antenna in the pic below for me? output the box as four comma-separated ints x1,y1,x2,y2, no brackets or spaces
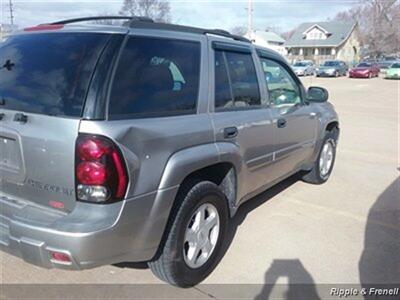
8,0,15,26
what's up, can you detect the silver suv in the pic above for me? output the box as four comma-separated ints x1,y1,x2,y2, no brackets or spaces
0,16,339,287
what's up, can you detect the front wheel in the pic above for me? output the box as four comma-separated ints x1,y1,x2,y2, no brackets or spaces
302,130,337,184
148,181,229,287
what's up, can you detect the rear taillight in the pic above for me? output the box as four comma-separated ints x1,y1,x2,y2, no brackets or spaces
75,135,128,203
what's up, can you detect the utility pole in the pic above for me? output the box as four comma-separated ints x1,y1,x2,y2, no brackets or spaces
9,0,15,26
247,0,253,40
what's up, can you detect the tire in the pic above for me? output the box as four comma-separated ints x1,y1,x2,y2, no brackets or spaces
335,71,339,77
302,130,337,184
148,181,229,287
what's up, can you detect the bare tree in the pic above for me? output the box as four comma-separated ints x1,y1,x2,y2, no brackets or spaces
333,0,400,57
119,0,171,23
281,29,295,41
230,26,247,36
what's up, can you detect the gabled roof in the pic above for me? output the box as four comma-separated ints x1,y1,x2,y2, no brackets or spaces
302,24,329,35
284,21,357,48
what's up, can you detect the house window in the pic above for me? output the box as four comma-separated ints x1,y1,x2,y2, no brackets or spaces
306,27,326,40
319,48,332,56
290,48,300,55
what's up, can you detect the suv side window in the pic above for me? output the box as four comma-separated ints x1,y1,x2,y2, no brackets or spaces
109,37,201,119
260,58,302,107
214,50,261,109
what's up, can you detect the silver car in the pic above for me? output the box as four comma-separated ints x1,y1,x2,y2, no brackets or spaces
292,60,315,76
0,16,339,287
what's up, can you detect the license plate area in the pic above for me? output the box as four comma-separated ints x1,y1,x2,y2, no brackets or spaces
0,130,26,183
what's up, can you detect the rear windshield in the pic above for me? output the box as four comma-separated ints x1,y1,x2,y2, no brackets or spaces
0,33,109,117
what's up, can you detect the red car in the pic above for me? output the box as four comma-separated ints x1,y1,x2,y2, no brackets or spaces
349,62,380,78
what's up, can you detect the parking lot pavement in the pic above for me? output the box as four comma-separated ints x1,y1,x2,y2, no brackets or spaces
1,77,399,288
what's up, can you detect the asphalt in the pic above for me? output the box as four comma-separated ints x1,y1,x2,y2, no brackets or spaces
1,76,399,299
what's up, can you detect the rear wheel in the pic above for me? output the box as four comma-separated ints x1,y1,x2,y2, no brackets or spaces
148,181,229,287
302,130,337,184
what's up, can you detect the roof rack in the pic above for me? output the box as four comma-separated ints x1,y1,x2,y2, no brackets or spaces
127,19,251,43
49,16,251,43
50,16,154,25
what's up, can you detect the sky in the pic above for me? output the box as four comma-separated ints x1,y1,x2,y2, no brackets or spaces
1,0,360,32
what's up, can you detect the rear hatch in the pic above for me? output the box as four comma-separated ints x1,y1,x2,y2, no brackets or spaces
0,31,110,212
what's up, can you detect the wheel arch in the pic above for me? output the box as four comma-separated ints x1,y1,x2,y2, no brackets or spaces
158,142,241,217
151,144,240,261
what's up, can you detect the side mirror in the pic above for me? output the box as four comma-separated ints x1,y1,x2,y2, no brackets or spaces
306,86,329,103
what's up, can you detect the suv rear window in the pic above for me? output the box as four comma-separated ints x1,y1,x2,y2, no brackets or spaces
108,37,201,119
0,33,109,117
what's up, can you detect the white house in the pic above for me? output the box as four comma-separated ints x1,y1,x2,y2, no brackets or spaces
284,21,361,65
246,30,287,56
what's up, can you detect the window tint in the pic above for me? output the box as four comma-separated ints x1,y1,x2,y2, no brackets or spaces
0,33,109,117
109,37,200,119
260,59,301,107
214,50,261,109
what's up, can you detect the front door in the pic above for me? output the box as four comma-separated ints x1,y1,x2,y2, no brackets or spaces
259,57,318,180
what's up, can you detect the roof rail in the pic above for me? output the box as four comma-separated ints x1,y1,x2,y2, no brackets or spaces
128,20,251,43
49,16,251,43
50,16,154,25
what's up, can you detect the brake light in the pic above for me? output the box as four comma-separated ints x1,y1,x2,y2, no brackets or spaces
76,162,107,185
75,135,128,203
24,24,64,31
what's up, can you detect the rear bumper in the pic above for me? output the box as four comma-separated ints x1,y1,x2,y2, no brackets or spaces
0,186,178,270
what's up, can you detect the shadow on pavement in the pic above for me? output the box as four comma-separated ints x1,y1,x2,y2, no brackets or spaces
255,259,320,300
359,176,400,295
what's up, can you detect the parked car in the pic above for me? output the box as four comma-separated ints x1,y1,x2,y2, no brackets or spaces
385,62,400,79
349,62,380,78
316,60,348,77
0,16,340,287
378,56,398,69
291,60,315,76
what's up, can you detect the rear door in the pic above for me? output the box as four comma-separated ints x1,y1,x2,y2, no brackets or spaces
258,56,318,180
0,32,110,211
210,40,275,202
